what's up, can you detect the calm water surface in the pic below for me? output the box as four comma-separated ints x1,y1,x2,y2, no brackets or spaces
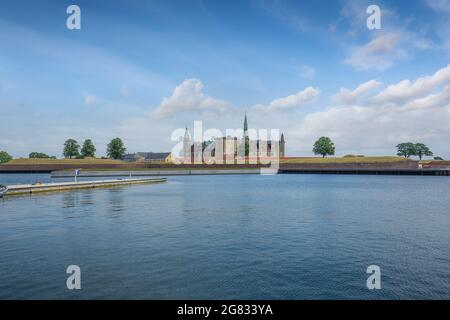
0,173,449,299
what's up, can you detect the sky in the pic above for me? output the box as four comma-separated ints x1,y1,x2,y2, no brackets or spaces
1,0,450,158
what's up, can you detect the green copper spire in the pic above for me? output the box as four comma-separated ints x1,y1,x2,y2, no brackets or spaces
243,112,248,136
183,127,190,141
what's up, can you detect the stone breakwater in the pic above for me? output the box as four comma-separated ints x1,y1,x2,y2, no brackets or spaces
4,178,167,196
51,169,261,178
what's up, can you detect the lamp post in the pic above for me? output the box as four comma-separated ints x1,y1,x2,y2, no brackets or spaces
74,169,80,183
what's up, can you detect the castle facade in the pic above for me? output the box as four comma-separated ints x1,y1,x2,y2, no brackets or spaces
181,114,285,164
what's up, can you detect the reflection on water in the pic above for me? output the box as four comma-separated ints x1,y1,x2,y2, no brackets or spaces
80,190,94,206
62,192,80,208
0,173,449,299
107,188,125,215
62,190,95,207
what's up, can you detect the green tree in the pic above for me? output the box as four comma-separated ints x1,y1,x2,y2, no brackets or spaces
414,143,433,160
396,142,416,158
29,152,55,159
313,137,335,158
107,138,126,160
63,139,80,158
81,139,96,158
0,151,13,164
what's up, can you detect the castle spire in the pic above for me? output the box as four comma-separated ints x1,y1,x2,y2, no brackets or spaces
243,111,248,137
183,127,190,140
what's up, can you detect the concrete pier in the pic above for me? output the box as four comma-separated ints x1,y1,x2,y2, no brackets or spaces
51,169,261,178
4,178,167,196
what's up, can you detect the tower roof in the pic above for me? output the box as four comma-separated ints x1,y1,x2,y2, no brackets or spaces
243,112,248,132
183,127,190,140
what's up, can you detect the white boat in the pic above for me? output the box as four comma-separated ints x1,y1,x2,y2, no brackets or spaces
0,184,8,197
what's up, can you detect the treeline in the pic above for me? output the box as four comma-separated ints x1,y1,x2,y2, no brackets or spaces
311,137,440,160
62,138,127,160
0,137,444,164
29,152,56,159
396,142,438,160
0,138,128,164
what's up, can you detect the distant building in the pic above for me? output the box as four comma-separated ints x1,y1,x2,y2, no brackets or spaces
123,152,171,162
181,113,285,163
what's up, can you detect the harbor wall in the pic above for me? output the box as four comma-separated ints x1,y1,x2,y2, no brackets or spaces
51,169,261,178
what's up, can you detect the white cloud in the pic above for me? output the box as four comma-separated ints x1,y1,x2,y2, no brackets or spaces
372,63,450,105
253,87,320,113
338,0,433,72
333,0,397,37
153,79,229,118
84,94,96,106
289,64,450,157
332,80,382,105
345,32,407,71
100,66,450,159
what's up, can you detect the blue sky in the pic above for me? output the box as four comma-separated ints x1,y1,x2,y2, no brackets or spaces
1,0,450,158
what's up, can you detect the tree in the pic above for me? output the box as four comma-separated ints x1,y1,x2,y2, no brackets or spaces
107,138,126,160
0,151,13,164
63,139,80,158
414,143,433,160
313,137,335,158
29,152,55,159
81,139,96,158
396,142,416,158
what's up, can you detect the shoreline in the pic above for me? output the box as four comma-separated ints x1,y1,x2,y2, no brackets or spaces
1,158,449,177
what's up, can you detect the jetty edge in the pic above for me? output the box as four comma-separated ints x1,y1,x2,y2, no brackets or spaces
3,178,167,196
51,168,261,177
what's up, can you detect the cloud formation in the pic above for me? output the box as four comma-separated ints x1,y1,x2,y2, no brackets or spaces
85,94,96,106
345,32,406,71
332,80,382,105
372,63,450,105
290,64,450,156
336,0,434,72
153,79,229,118
253,87,320,113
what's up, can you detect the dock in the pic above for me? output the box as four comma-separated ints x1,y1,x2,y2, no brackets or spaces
279,161,450,176
51,169,261,178
3,178,167,196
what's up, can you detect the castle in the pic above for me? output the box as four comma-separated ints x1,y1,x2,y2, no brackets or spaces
181,114,285,164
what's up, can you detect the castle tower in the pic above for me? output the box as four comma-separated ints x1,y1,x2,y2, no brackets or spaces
183,127,192,163
243,111,248,138
243,112,250,157
280,132,285,158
